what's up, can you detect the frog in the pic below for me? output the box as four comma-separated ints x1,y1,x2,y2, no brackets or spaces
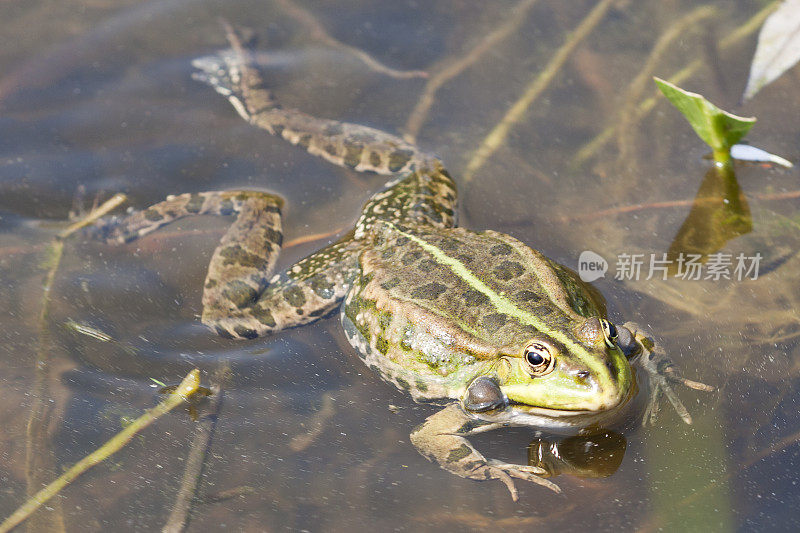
87,28,711,500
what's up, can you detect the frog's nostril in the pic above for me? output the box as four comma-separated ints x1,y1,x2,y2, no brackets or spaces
577,370,590,379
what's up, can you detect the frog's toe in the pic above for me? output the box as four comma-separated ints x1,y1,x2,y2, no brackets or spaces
667,374,715,392
651,353,715,392
644,376,691,425
81,216,133,244
486,464,519,501
485,459,560,500
640,347,713,426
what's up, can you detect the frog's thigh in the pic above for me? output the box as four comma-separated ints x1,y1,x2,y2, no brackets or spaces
201,191,284,317
88,190,290,339
204,238,362,339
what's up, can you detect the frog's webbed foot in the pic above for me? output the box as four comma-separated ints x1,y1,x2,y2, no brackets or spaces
621,322,714,425
484,460,561,499
410,404,560,501
192,24,433,177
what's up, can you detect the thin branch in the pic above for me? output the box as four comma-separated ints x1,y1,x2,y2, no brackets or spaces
274,0,427,79
58,193,127,238
3,370,202,533
754,189,800,202
561,188,800,222
463,0,617,182
403,0,539,143
572,1,780,168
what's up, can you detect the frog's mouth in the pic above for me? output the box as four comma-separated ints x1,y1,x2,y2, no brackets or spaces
500,388,634,415
469,398,632,433
510,403,595,416
487,380,638,428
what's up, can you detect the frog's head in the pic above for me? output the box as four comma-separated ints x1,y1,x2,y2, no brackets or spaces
463,317,637,424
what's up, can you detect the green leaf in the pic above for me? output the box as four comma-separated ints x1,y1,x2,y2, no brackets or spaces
744,0,800,101
654,77,756,154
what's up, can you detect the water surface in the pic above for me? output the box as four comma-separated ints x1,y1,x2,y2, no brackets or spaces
1,0,799,531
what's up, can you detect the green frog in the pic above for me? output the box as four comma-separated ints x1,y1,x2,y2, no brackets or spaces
88,30,710,500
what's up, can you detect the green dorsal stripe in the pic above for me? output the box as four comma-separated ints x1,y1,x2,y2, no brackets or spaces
385,222,605,375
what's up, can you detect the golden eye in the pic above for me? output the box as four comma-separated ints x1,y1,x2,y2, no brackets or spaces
523,342,555,376
600,319,618,348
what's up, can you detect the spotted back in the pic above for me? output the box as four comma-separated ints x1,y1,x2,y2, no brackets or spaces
354,163,458,239
358,224,607,359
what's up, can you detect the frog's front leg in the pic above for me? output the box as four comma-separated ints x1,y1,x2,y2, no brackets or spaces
410,404,560,501
88,190,361,339
619,322,714,425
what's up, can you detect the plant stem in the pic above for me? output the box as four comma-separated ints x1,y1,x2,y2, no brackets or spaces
2,370,201,533
713,149,732,168
572,0,780,168
23,192,128,533
463,0,616,182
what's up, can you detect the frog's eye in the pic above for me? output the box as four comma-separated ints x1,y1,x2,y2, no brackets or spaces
600,319,618,348
523,342,555,376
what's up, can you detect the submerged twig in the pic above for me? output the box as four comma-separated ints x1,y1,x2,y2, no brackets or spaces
284,227,349,248
3,370,202,533
22,192,127,533
163,366,229,533
200,486,256,504
274,0,427,79
58,193,127,238
561,188,800,223
64,319,139,356
572,1,780,168
616,5,718,164
639,417,800,533
414,504,576,528
403,0,539,143
463,0,616,182
288,393,336,452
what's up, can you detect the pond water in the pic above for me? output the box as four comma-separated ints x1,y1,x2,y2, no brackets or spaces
1,0,799,531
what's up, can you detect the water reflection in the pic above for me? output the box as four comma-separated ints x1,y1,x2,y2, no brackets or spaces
528,430,627,480
667,163,752,271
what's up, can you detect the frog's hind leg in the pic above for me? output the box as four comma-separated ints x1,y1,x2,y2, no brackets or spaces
192,25,435,176
206,236,363,339
88,190,358,339
192,26,458,235
88,191,281,246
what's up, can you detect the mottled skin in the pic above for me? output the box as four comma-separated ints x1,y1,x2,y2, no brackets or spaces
343,223,626,405
87,28,710,500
